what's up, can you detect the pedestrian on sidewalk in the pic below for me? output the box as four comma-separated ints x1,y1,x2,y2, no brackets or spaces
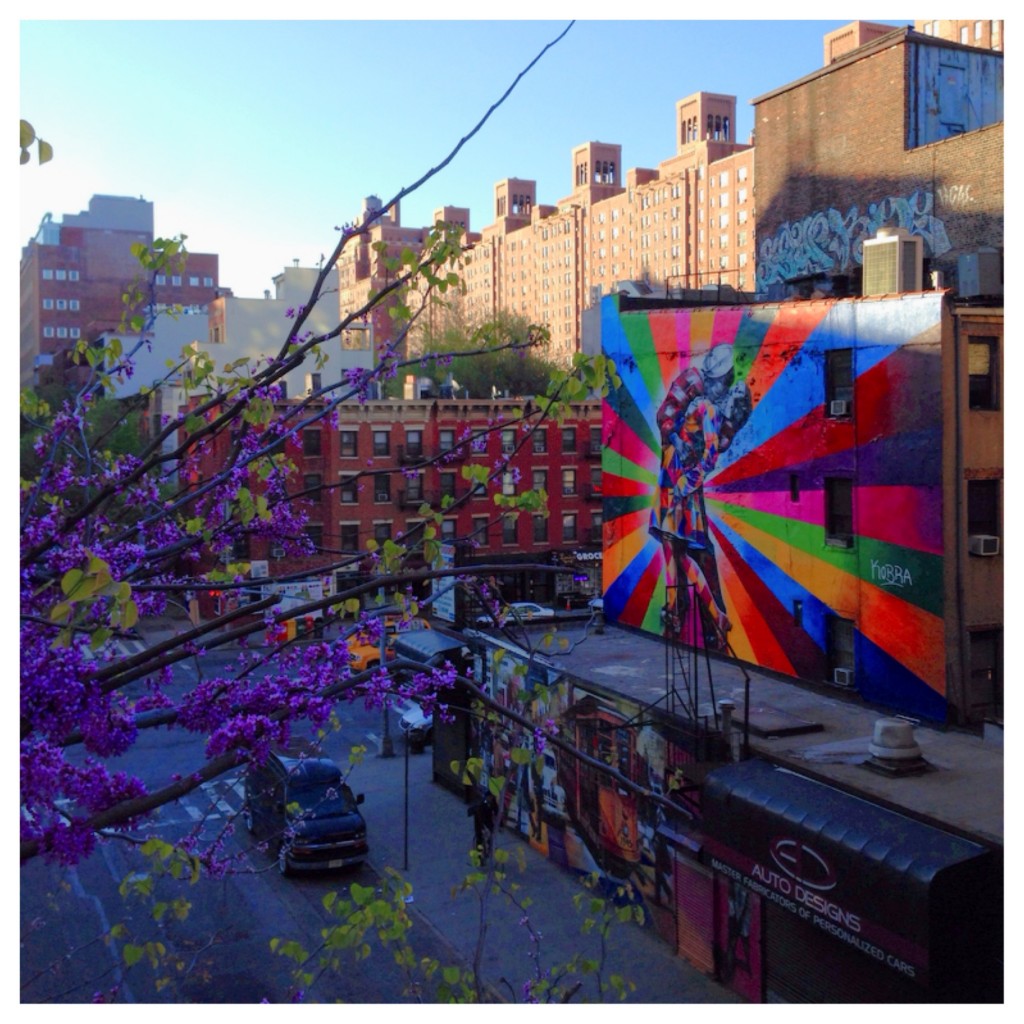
469,790,498,857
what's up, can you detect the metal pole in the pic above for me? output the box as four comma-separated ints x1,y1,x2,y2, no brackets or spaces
403,726,409,871
379,585,394,757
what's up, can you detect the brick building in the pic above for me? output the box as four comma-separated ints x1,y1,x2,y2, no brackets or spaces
188,394,604,619
20,195,221,388
752,25,1003,298
340,91,757,366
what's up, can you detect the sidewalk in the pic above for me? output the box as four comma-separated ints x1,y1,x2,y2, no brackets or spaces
356,743,738,1004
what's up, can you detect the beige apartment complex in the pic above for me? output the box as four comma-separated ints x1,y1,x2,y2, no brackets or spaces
336,92,756,365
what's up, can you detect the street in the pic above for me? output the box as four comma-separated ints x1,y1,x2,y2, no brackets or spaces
20,649,460,1004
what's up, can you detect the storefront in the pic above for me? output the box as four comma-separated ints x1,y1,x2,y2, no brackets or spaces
701,759,1001,1003
549,548,603,608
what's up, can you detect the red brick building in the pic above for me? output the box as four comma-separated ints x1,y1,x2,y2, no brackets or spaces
186,394,604,619
20,195,222,388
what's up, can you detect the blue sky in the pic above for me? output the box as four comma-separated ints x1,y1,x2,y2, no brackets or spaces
18,13,911,299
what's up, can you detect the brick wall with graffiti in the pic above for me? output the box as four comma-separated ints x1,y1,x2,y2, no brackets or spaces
600,292,948,721
465,636,718,949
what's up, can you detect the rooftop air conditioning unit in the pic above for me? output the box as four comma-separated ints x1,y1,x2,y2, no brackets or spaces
862,228,923,296
832,667,855,688
968,534,1000,557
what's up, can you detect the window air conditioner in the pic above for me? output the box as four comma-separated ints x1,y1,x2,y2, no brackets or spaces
829,399,851,417
375,491,390,502
832,667,855,688
271,546,285,559
862,229,923,295
968,534,1000,557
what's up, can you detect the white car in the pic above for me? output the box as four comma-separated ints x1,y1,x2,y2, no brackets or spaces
475,601,555,627
398,703,432,742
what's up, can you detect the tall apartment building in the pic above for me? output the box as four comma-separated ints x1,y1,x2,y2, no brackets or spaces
339,92,757,366
914,18,1004,51
20,195,221,389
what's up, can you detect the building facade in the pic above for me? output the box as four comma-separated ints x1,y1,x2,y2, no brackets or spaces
20,195,221,389
752,26,1003,298
187,394,604,619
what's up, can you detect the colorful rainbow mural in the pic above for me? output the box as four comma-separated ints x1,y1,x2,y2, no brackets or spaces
601,292,947,721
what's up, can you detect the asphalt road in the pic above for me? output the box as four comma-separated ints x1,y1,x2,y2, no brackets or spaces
20,652,459,1004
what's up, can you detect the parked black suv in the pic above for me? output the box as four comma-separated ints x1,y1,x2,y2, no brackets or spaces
243,748,368,875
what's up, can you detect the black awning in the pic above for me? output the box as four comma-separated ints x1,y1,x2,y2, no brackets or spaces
701,759,998,994
392,629,466,666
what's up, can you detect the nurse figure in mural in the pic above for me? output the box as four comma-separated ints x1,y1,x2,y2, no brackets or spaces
651,345,751,647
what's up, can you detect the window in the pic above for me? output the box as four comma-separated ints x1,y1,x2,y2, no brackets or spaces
340,476,359,504
561,427,576,454
171,275,181,286
502,471,516,497
57,327,68,338
70,328,80,339
42,269,53,280
502,428,516,453
340,524,359,551
825,478,854,546
69,299,79,311
302,429,321,456
533,514,548,543
472,516,490,545
502,515,518,545
295,519,322,553
373,430,390,457
405,474,423,503
590,425,602,452
439,428,456,452
204,276,214,287
562,513,578,543
55,269,67,281
590,466,602,495
68,270,79,281
968,479,1000,538
340,430,358,458
790,474,800,502
828,615,855,677
562,468,577,496
189,276,199,287
440,471,457,499
56,298,67,310
42,299,53,310
43,327,54,338
590,513,603,542
303,472,322,497
967,628,1002,721
441,519,457,541
826,348,854,415
532,469,547,494
374,476,391,502
960,26,969,43
532,428,548,454
405,429,423,457
155,274,166,285
373,522,392,544
968,336,998,409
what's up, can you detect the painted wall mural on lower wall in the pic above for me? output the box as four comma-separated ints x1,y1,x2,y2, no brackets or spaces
600,292,947,721
755,189,952,293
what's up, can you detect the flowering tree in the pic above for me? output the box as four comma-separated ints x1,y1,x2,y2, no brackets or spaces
19,22,676,1004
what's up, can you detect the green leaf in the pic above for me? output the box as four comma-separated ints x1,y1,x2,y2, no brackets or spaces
123,944,144,967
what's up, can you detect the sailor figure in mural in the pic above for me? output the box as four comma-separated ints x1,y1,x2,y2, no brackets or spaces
650,344,751,647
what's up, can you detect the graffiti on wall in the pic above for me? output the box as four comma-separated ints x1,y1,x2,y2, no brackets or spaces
600,293,948,720
756,189,952,291
468,640,702,946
